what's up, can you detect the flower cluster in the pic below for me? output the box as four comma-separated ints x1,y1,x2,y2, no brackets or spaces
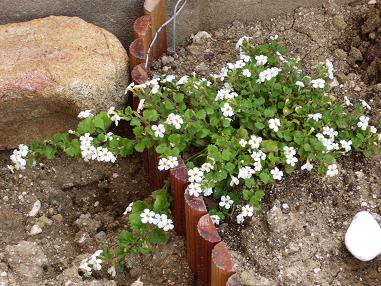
187,164,214,197
140,209,174,231
79,250,103,277
8,144,29,172
166,113,184,129
78,110,94,119
284,146,298,166
80,133,116,163
107,107,121,126
236,204,254,224
158,156,178,171
257,67,281,83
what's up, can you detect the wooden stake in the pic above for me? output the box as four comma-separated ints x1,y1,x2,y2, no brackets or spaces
185,189,207,273
197,214,221,286
144,0,167,60
211,242,235,286
169,158,188,235
133,15,152,68
226,274,242,286
129,38,145,71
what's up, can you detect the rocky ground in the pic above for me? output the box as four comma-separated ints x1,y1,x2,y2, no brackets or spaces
152,0,381,285
0,150,193,286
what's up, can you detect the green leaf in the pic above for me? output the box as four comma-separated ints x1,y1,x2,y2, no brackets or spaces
143,110,159,122
77,118,95,134
135,141,145,152
168,134,181,145
259,171,271,184
65,139,81,157
264,106,277,118
255,122,265,130
119,230,135,245
152,190,170,212
44,145,56,159
155,143,169,154
174,93,184,103
196,110,207,120
261,140,278,153
93,112,112,131
222,149,232,161
148,229,167,244
130,118,141,126
243,189,254,201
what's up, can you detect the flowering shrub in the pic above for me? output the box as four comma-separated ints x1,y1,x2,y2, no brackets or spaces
8,36,381,275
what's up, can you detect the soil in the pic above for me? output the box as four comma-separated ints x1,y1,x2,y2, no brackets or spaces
0,149,193,285
151,1,381,285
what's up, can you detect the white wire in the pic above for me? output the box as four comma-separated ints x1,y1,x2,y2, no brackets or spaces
144,0,187,69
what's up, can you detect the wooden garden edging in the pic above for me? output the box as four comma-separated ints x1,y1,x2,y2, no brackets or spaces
128,1,241,285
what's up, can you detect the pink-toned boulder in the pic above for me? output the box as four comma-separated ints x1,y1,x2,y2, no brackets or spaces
0,16,129,149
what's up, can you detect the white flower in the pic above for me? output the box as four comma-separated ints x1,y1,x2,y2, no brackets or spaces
242,69,252,77
167,156,179,169
125,82,135,94
276,51,286,62
188,167,204,183
219,195,234,209
68,129,76,134
322,126,338,138
221,102,234,118
123,202,134,215
230,176,239,186
344,96,353,106
210,215,221,225
166,113,184,129
140,209,156,224
240,55,251,63
137,99,145,113
241,205,254,217
248,135,262,149
239,139,248,147
270,34,279,41
309,113,322,121
80,133,93,146
370,126,377,134
238,166,254,180
295,81,305,88
176,75,189,85
271,167,284,181
236,214,244,224
81,145,96,161
257,67,281,83
251,150,266,162
201,163,213,173
236,36,252,50
340,140,352,152
18,144,29,157
326,164,339,177
203,187,213,196
107,266,116,278
155,214,169,229
283,146,296,157
150,84,160,94
152,124,165,138
325,59,334,80
79,258,93,277
163,219,174,231
357,116,369,131
268,118,281,132
255,55,268,66
286,156,298,166
301,160,313,171
235,60,246,69
311,79,325,89
361,100,371,111
188,183,202,197
158,158,169,171
78,110,94,119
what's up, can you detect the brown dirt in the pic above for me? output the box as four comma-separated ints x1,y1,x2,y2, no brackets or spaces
0,150,193,285
152,1,381,285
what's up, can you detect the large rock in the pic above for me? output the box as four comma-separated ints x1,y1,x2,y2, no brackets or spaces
0,16,129,149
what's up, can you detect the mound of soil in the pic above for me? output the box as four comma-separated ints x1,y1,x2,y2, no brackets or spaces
152,1,381,285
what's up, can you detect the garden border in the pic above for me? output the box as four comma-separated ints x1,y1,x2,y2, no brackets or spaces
128,1,242,285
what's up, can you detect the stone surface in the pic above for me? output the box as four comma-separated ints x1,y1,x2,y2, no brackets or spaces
0,16,129,149
5,241,47,286
345,211,381,261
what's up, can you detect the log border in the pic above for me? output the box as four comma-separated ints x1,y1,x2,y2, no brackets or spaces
128,2,241,285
